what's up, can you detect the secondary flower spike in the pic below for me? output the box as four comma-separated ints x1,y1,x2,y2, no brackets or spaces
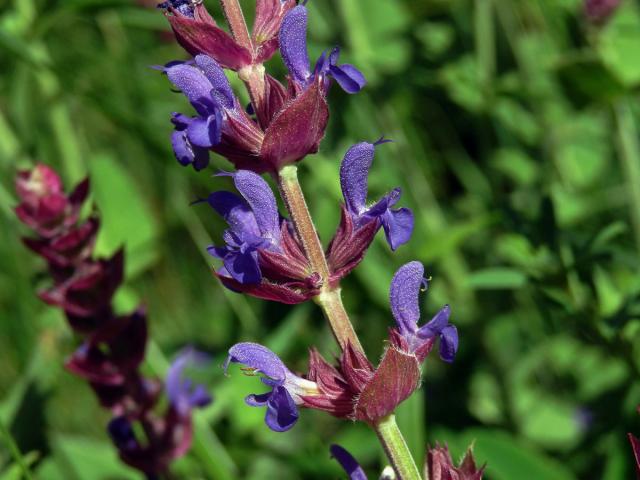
206,170,321,304
225,342,320,432
327,140,414,284
390,261,458,363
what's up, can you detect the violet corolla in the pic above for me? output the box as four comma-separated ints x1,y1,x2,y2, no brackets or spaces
389,261,458,363
205,170,320,303
224,342,320,432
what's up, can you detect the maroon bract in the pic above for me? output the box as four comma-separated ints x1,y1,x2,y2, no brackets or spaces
302,340,421,423
426,444,485,480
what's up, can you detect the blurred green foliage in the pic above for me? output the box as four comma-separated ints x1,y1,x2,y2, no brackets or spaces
1,0,640,478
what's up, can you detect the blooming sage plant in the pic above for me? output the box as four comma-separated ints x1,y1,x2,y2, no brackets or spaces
155,0,480,478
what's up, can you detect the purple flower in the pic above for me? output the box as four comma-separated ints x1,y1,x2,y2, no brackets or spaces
166,347,212,417
206,170,282,284
224,342,319,432
166,55,248,171
330,445,367,480
390,261,458,363
279,5,366,94
340,140,414,251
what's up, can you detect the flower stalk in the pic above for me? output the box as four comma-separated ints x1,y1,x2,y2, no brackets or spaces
277,165,363,352
375,415,423,480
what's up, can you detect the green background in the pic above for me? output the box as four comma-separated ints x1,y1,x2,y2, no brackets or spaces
1,0,640,478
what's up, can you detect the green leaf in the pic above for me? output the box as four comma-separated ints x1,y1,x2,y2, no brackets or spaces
598,2,640,87
90,153,159,278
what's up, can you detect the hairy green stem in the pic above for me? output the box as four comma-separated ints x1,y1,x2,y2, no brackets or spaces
276,165,362,351
276,166,421,479
375,415,423,480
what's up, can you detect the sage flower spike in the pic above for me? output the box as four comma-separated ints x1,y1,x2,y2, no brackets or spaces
224,342,320,432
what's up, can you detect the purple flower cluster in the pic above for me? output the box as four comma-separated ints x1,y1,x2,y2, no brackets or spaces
15,165,211,477
162,2,365,174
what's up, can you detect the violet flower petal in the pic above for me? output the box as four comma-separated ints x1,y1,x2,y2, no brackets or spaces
279,5,311,85
417,305,451,338
330,445,368,480
207,191,261,237
329,64,366,94
222,249,262,284
225,342,288,383
381,207,414,251
389,261,424,335
438,325,458,363
340,142,374,215
166,64,217,117
171,130,194,167
194,54,236,110
231,170,281,244
186,112,222,147
264,385,299,432
245,391,272,407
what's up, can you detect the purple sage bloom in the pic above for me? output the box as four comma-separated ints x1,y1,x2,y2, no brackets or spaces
340,140,414,251
206,170,282,284
158,0,199,17
224,342,320,432
166,55,244,171
279,5,366,94
330,445,368,480
166,347,212,416
390,261,458,363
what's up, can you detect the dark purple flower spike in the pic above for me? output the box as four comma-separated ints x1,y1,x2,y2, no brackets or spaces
280,5,366,94
330,444,368,480
166,347,213,417
390,261,458,363
225,342,320,432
